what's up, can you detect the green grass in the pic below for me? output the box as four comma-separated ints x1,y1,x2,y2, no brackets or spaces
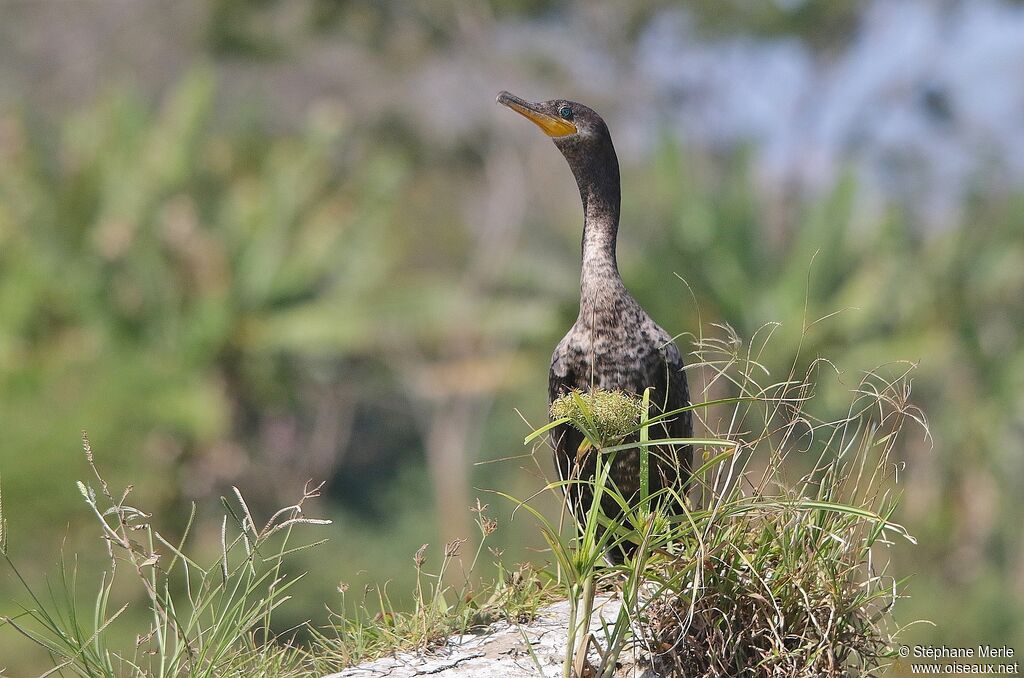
1,323,925,677
0,443,551,677
506,323,924,677
1,432,332,676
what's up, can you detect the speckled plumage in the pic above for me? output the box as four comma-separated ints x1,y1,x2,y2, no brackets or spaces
499,93,692,563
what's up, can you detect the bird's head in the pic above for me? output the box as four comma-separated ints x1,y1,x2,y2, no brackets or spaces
496,91,616,180
493,91,614,209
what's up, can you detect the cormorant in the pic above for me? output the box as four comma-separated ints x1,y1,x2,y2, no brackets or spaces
497,91,692,563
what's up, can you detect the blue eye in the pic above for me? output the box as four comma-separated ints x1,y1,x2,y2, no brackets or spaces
558,105,573,120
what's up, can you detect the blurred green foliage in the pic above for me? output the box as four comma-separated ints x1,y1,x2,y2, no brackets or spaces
0,68,397,525
0,65,560,671
199,0,866,58
1,27,1023,671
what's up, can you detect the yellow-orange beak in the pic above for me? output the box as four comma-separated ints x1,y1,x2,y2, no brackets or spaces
497,91,577,138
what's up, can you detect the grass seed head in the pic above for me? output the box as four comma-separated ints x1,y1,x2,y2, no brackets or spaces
549,389,644,446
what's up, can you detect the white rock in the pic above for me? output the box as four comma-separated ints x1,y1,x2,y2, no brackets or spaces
323,594,658,678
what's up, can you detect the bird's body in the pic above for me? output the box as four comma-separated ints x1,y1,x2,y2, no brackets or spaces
498,91,692,562
548,289,691,514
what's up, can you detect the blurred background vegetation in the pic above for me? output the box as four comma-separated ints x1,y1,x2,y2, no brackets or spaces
1,0,1022,673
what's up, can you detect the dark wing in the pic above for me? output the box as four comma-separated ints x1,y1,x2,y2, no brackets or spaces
547,337,579,407
643,339,693,497
548,341,590,519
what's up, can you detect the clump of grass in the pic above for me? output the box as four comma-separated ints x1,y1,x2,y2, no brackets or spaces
0,434,332,676
630,325,925,677
641,497,898,675
0,447,553,676
549,389,646,447
309,501,555,670
516,322,926,677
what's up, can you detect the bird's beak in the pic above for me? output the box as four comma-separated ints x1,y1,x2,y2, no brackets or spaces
497,91,577,138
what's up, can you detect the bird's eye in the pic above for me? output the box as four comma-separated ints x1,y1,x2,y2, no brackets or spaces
558,105,573,120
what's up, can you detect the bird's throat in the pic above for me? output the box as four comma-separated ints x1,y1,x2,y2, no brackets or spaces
579,188,623,313
562,132,624,317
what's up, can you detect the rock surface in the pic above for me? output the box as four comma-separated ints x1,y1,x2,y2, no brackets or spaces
323,594,657,678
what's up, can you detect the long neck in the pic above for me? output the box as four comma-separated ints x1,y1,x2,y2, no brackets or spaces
572,144,623,311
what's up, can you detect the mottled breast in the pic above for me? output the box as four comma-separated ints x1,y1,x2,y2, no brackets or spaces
549,294,679,398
